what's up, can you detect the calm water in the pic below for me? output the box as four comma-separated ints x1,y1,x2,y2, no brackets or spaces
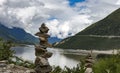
11,45,83,68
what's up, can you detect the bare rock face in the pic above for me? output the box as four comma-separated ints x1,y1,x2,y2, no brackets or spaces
34,23,53,73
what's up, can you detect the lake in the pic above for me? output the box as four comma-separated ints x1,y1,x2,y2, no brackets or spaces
11,45,82,68
11,45,117,68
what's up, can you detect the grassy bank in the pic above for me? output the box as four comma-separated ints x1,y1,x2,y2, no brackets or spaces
55,35,120,50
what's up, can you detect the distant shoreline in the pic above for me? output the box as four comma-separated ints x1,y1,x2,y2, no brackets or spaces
53,48,120,57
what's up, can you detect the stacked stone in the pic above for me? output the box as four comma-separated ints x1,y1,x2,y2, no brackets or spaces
84,53,93,73
34,23,53,73
0,60,8,72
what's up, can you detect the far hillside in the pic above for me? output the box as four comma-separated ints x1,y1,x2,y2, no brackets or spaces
54,8,120,50
77,8,120,36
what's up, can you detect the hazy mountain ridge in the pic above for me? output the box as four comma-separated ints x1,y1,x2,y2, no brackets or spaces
0,23,39,44
0,23,61,44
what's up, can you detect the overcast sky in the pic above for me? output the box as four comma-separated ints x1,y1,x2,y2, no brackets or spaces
0,0,120,39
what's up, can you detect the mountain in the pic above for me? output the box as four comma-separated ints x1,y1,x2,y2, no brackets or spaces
0,23,61,44
0,23,39,44
54,8,120,50
77,8,120,36
48,37,61,44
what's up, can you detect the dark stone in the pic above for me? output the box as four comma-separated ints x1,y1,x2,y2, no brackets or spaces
41,52,53,58
35,45,47,56
85,59,93,63
84,53,94,69
40,41,52,48
85,63,93,68
39,37,48,42
35,32,50,38
35,57,49,66
39,23,49,33
35,65,52,73
34,23,52,73
0,64,7,67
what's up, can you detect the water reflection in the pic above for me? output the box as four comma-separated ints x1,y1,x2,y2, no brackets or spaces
11,45,80,68
48,48,79,68
11,46,35,61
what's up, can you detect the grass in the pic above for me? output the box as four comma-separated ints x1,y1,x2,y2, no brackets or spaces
55,35,120,50
93,53,120,73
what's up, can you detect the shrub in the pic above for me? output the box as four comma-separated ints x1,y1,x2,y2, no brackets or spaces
93,54,120,73
0,38,14,61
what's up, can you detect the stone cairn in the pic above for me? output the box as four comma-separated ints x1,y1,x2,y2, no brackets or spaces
34,23,53,73
84,53,94,73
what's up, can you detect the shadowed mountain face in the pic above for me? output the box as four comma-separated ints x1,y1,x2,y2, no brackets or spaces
54,8,120,50
0,23,39,44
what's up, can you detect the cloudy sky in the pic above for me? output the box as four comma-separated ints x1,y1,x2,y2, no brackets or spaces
0,0,120,39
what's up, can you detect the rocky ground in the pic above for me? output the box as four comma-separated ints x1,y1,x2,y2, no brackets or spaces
0,60,36,73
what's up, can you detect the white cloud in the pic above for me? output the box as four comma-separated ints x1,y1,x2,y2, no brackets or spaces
117,0,120,5
0,0,7,6
0,0,120,39
75,0,120,22
46,15,92,39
